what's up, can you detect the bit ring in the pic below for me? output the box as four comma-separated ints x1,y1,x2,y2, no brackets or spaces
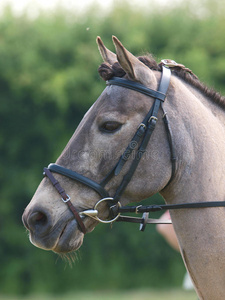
94,197,121,223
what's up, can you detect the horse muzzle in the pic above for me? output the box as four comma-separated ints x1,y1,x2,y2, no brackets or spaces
22,206,84,253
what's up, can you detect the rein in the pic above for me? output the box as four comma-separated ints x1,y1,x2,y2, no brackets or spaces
43,64,225,234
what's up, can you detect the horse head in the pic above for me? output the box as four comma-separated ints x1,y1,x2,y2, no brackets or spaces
22,36,173,253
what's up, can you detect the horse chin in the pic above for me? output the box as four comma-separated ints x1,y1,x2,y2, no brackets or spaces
53,220,84,253
29,219,84,253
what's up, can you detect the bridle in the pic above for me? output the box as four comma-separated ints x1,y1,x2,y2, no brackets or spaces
43,62,225,234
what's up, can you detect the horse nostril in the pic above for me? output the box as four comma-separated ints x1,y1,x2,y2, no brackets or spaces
23,209,51,235
31,212,47,225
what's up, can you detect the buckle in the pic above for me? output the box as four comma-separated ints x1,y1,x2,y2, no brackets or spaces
161,59,178,68
161,59,185,69
138,123,146,130
135,205,142,214
62,194,71,203
148,116,158,123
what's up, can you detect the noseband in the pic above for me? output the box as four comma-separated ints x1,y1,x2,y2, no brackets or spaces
43,64,225,234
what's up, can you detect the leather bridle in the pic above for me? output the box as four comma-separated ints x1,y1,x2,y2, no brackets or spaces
43,63,225,234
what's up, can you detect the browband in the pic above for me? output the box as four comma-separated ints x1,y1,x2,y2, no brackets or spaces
106,77,166,101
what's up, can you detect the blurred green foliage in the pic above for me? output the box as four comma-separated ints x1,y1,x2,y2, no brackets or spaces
1,0,225,295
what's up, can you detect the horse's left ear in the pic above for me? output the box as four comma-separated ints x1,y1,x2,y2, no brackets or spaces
112,36,157,87
96,36,117,65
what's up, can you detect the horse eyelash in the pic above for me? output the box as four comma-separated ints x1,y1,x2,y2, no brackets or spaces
99,121,122,133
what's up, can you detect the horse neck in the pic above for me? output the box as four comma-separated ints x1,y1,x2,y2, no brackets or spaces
161,77,225,300
162,76,225,203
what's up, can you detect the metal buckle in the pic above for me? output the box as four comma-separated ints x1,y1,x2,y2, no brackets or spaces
135,205,142,214
161,59,185,70
138,123,146,130
161,59,178,68
62,194,71,203
148,116,158,123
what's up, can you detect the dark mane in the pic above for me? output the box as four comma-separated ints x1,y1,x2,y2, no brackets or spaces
98,55,225,110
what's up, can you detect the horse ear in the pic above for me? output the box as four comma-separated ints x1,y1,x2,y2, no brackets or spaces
96,36,117,65
112,36,156,86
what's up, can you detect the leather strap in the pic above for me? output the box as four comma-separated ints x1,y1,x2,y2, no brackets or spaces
162,108,176,186
112,200,225,232
107,77,166,101
108,66,172,203
43,167,87,234
48,163,109,198
158,66,176,185
115,201,225,214
117,215,172,224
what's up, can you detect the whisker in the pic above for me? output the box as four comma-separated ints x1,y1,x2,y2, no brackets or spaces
57,250,81,268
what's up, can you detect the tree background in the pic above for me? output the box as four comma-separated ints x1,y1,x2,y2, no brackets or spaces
1,0,225,295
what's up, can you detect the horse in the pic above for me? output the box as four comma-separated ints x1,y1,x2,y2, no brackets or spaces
22,36,225,300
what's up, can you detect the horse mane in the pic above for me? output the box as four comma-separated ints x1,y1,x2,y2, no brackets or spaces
98,55,225,110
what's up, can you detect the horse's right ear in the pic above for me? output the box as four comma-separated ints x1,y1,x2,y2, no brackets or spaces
96,36,117,65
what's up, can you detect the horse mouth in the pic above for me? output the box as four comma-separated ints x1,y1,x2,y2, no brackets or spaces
29,219,84,253
52,220,84,253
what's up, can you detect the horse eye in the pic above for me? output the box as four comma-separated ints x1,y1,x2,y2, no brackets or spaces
100,121,122,133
